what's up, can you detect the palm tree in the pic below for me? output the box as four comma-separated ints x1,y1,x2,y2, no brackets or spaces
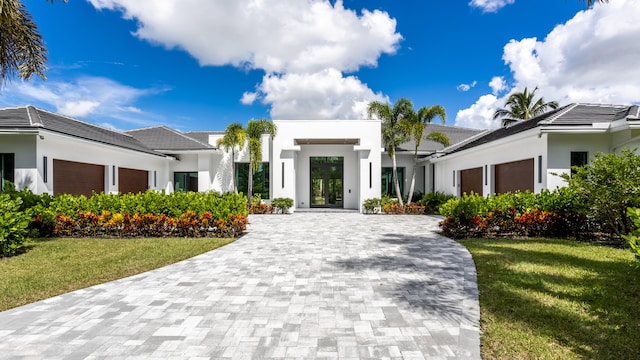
0,0,65,85
245,118,277,202
493,87,559,127
405,105,449,204
586,0,608,6
216,122,246,193
367,98,415,207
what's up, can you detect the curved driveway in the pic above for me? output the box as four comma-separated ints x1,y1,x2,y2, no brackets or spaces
0,213,480,359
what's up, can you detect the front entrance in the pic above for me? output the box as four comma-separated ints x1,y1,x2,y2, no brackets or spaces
310,157,343,208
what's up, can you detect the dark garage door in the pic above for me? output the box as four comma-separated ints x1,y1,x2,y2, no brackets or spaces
460,167,483,196
495,158,534,194
53,159,104,197
119,167,148,194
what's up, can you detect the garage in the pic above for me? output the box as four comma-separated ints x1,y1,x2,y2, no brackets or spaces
460,167,483,196
118,167,148,194
495,158,534,194
53,159,104,197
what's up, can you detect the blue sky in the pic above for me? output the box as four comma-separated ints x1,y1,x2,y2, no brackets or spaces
3,0,638,131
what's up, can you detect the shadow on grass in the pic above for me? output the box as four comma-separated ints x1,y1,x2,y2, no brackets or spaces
331,232,479,327
462,238,640,360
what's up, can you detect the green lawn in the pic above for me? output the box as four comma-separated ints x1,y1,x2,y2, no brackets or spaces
461,238,640,360
0,237,233,312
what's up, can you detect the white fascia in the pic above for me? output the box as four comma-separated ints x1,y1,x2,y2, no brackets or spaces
431,127,540,163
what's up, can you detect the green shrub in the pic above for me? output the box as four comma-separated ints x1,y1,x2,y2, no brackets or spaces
562,148,640,237
438,190,589,239
363,198,381,214
622,208,640,262
272,198,294,214
49,191,247,219
417,192,456,214
0,194,32,257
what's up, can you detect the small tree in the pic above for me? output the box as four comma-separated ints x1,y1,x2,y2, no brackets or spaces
562,148,640,237
405,105,449,204
216,122,246,193
245,119,277,202
367,98,414,206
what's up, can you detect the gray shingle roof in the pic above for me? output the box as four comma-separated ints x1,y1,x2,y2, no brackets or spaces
183,131,223,146
126,126,215,151
444,103,634,156
0,106,166,157
394,123,484,154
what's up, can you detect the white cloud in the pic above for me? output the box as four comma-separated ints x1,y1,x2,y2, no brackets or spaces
87,0,401,120
456,0,640,129
240,91,257,105
0,76,166,127
88,0,401,74
253,68,388,119
489,76,507,95
58,100,101,117
469,0,515,13
457,81,477,92
455,94,501,129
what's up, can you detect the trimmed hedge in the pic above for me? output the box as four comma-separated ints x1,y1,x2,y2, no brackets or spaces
439,189,592,239
0,194,32,257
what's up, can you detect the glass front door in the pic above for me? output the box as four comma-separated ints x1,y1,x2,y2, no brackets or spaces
310,157,343,207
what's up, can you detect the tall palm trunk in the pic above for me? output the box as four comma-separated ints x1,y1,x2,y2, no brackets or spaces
406,151,418,204
231,148,237,193
247,154,254,203
391,150,404,206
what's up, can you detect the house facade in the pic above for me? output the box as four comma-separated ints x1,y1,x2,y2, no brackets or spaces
3,103,637,211
430,103,640,196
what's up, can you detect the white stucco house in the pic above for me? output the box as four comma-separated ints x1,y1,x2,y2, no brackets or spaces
430,103,640,196
2,103,638,212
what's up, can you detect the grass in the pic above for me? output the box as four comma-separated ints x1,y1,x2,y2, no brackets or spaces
0,237,233,312
460,238,640,360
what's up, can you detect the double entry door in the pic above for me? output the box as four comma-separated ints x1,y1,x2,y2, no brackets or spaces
310,157,343,208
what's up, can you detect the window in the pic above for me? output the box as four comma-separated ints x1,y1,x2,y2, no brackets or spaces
174,172,198,192
43,156,48,183
235,162,270,199
0,153,15,192
381,167,404,197
570,152,588,175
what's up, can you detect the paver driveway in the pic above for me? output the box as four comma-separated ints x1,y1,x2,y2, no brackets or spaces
0,213,480,359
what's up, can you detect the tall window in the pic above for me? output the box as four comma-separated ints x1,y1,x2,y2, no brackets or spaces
381,167,404,198
235,162,270,199
0,153,15,192
570,152,588,175
174,172,198,192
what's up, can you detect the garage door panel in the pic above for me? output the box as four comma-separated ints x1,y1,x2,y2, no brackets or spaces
53,159,104,197
119,167,148,194
460,167,483,196
495,158,534,194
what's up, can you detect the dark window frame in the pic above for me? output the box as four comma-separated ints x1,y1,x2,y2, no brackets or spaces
235,162,270,199
174,172,198,192
1,153,15,192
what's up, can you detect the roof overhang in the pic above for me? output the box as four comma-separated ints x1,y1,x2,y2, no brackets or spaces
539,124,610,134
294,138,360,145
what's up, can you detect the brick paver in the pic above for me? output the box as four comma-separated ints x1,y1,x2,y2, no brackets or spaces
0,213,480,359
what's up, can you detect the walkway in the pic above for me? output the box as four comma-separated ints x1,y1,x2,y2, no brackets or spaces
0,213,480,359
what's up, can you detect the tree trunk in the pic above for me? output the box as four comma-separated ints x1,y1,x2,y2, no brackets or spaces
231,149,237,193
248,161,254,203
407,154,418,204
391,151,404,207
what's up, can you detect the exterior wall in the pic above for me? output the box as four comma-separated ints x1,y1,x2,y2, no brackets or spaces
432,129,547,196
381,153,418,198
1,131,172,195
0,134,37,192
546,133,611,189
272,120,381,212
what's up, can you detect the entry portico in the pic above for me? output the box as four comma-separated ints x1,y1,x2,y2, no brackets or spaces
271,120,382,211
